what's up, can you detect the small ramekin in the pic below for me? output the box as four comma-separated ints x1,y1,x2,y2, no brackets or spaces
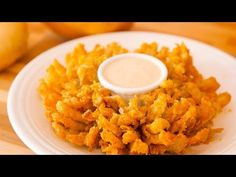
97,53,168,98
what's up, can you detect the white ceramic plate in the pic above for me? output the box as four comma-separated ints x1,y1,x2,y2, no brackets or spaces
7,31,236,155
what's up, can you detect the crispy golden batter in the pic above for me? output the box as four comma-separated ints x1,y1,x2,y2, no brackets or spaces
38,42,231,154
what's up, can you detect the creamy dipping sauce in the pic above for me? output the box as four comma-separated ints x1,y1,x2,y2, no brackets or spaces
102,57,161,88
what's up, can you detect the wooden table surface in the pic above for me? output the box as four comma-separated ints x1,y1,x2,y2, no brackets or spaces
0,22,236,154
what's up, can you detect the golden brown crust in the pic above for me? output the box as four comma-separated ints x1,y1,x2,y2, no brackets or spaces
38,42,231,154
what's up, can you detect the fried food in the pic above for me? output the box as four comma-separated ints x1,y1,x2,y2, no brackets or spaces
38,42,231,154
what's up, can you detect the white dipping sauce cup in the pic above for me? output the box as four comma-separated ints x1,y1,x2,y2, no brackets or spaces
97,53,168,99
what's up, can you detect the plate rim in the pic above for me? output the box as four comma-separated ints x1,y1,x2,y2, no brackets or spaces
7,31,236,154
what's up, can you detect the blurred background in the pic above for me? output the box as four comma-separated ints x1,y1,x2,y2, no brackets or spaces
0,22,236,154
1,22,236,73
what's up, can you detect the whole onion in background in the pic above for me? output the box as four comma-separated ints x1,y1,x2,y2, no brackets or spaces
45,22,133,39
0,22,28,71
